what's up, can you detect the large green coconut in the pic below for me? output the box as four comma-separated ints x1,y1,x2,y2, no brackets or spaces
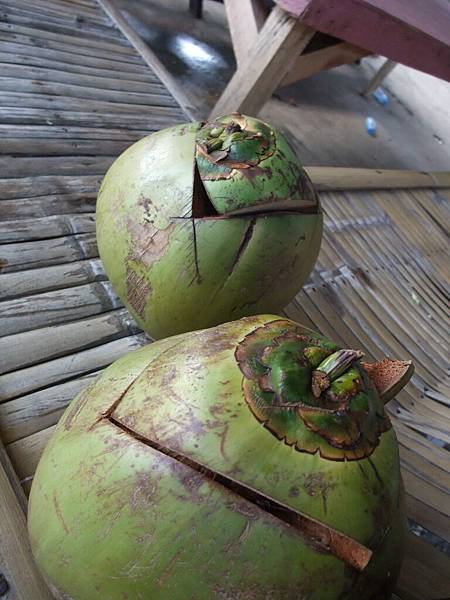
96,114,322,339
28,315,413,600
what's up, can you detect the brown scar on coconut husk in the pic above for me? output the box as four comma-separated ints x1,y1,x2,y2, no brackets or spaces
362,359,414,404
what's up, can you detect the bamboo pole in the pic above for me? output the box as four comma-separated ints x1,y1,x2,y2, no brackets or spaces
305,167,450,191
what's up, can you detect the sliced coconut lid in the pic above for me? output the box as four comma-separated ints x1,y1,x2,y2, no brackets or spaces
194,114,319,215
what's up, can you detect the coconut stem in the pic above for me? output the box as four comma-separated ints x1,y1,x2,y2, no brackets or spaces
311,349,364,398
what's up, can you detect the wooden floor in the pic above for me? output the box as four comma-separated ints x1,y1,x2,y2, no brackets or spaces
0,0,449,599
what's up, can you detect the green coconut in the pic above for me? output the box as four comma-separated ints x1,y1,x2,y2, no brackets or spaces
28,315,414,600
96,114,322,339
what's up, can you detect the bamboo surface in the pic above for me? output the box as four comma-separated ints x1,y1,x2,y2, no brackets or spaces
0,0,183,597
0,0,449,598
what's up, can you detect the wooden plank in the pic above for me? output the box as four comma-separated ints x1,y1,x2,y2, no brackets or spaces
281,41,369,86
7,425,56,484
0,0,109,24
0,0,108,25
0,107,182,130
0,76,180,107
0,40,153,74
0,281,121,337
0,92,177,120
274,0,450,82
0,258,105,301
50,0,97,8
0,4,129,44
0,442,53,599
0,193,96,220
0,4,105,30
0,4,109,33
224,0,268,65
55,0,98,7
0,333,146,404
0,123,147,140
49,0,98,9
0,21,140,58
16,0,106,20
0,174,101,200
0,28,144,65
0,214,95,243
211,6,315,117
0,137,131,156
0,62,167,93
0,155,114,178
0,51,158,82
0,372,101,443
96,0,194,120
0,308,139,375
0,232,97,273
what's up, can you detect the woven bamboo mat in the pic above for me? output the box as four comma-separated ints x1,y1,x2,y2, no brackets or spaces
0,0,449,598
285,182,450,599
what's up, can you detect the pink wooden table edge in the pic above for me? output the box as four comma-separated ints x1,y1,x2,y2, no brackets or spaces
275,0,450,82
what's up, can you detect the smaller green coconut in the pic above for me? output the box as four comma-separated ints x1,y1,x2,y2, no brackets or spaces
28,315,414,600
96,114,322,339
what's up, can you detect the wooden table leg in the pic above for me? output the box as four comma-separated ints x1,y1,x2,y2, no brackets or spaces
363,58,397,95
210,6,315,117
224,0,268,65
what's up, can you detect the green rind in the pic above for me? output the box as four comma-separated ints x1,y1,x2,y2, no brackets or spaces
96,118,322,339
28,316,405,599
96,123,199,332
116,213,322,339
112,317,402,548
197,116,317,214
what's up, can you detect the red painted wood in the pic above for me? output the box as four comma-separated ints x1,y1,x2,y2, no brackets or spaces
275,0,450,81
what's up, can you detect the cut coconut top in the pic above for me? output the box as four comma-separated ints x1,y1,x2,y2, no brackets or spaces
193,113,319,216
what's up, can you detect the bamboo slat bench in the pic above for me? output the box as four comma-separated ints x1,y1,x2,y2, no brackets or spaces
0,1,449,599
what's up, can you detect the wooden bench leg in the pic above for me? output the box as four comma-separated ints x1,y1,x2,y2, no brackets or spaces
363,58,397,95
224,0,268,65
210,6,315,118
281,42,370,87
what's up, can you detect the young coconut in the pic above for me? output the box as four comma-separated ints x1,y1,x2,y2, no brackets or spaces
28,316,413,600
96,114,322,339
